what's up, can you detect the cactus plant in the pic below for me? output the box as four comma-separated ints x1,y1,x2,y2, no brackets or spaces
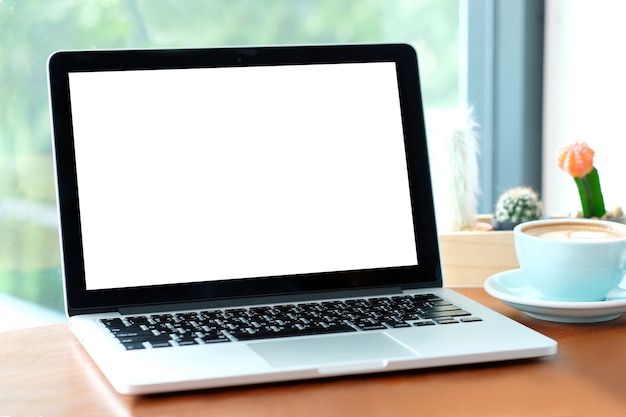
494,186,542,229
447,107,481,231
556,142,606,218
429,106,484,231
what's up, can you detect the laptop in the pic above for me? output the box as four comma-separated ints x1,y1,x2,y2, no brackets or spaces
47,43,556,395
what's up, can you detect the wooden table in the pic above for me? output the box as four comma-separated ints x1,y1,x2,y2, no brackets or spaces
2,288,626,416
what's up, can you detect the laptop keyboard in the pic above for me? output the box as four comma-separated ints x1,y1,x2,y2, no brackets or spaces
100,294,482,350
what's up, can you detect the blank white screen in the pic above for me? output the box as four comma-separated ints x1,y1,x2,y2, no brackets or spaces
68,62,418,290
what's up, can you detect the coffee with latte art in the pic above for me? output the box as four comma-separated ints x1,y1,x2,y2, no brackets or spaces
514,218,626,301
522,222,626,241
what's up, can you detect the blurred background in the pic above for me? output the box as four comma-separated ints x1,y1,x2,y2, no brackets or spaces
3,0,623,331
0,0,459,330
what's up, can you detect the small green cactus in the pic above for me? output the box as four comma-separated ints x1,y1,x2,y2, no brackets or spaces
494,186,542,225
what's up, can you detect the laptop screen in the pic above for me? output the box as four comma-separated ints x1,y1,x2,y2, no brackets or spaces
68,62,418,290
48,44,442,314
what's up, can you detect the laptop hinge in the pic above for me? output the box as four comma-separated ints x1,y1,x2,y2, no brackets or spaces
118,287,404,316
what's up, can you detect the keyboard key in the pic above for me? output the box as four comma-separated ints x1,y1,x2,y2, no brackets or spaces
383,320,411,329
412,320,436,326
460,317,483,323
231,323,357,341
359,324,387,331
434,318,459,324
121,341,147,350
198,334,229,344
420,309,471,319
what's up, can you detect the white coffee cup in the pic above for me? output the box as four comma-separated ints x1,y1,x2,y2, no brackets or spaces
514,218,626,302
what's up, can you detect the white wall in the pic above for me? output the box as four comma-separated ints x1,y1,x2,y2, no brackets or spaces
543,0,626,216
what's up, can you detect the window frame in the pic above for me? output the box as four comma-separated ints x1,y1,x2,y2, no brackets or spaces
463,0,545,213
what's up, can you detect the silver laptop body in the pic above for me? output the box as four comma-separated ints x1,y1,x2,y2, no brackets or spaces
47,44,556,395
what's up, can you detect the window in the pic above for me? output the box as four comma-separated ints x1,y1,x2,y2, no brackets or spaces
0,0,459,330
543,0,626,216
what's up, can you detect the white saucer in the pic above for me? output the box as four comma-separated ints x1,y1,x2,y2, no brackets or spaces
484,269,626,323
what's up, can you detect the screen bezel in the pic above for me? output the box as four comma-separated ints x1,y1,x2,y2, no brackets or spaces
47,44,442,316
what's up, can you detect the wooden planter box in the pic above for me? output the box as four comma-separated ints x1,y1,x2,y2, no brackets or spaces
437,216,518,287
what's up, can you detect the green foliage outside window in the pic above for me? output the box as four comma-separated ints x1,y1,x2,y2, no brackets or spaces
0,0,458,315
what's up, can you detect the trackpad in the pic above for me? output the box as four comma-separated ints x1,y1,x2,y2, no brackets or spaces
249,332,417,368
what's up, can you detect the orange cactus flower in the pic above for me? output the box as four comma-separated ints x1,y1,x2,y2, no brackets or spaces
556,142,595,178
556,141,605,218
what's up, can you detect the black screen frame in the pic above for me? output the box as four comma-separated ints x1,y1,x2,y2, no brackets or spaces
47,43,443,316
